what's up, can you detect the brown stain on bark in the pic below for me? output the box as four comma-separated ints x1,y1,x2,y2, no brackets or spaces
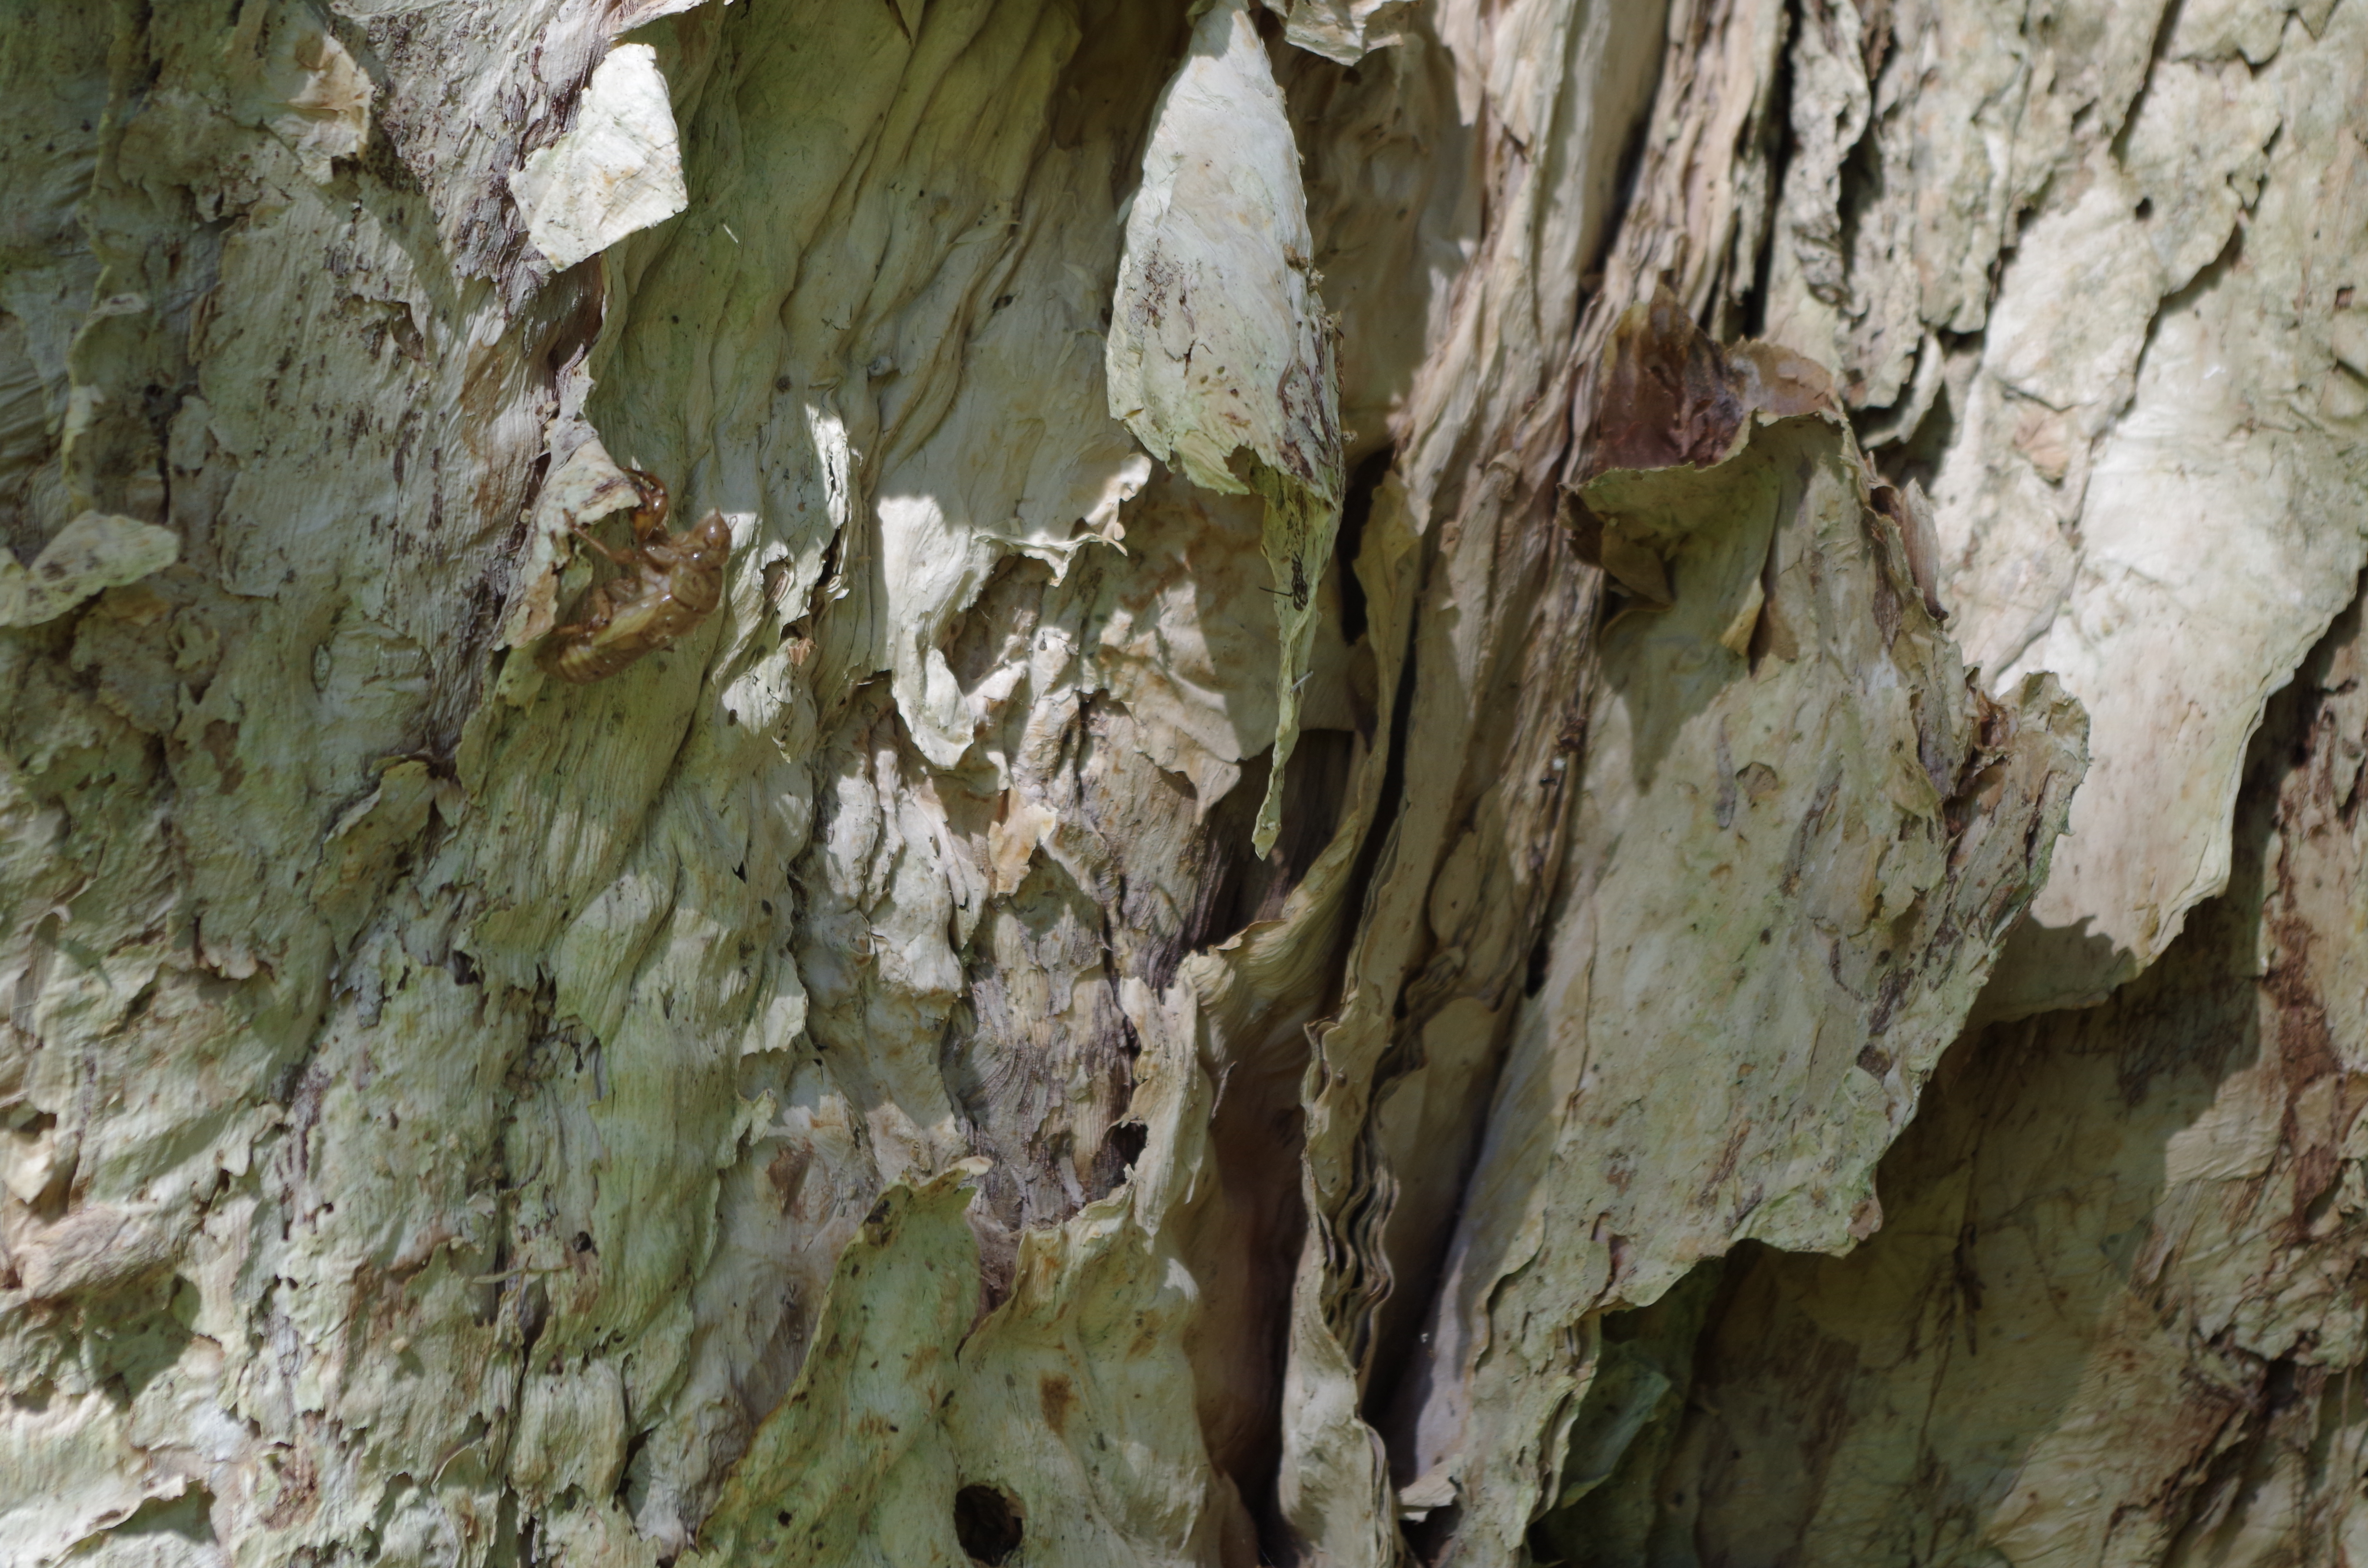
1038,1372,1075,1437
199,717,242,792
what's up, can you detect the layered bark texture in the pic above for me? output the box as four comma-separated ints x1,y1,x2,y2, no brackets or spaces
0,3,2358,1568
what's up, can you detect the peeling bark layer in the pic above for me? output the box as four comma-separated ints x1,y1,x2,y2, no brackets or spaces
1556,586,2368,1565
0,2,2362,1568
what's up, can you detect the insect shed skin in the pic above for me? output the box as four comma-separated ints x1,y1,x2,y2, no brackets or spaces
540,470,732,685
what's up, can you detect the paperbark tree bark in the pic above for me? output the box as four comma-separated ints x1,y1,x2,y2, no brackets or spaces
0,2,2360,1567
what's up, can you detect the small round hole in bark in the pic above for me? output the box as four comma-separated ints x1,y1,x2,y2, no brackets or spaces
952,1483,1022,1564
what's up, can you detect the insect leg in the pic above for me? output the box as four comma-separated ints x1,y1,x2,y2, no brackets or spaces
549,582,618,638
625,468,671,543
565,517,640,568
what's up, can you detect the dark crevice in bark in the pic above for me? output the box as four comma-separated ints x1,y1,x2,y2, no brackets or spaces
1179,737,1357,960
1173,748,1277,957
1050,0,1195,182
1591,81,1662,307
1735,0,1802,342
2112,0,2195,168
1332,444,1392,646
1366,518,1597,1470
1526,1254,1727,1565
1182,443,1400,960
1868,333,1965,494
1180,449,1422,1560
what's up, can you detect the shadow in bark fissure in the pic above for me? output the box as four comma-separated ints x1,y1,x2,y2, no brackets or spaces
1179,441,1409,1563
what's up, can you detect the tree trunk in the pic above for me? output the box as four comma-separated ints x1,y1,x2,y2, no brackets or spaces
2,1,2362,1566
